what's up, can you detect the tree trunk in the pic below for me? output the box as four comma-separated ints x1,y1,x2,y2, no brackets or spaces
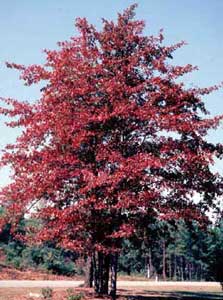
189,263,192,281
98,252,103,292
93,252,110,295
168,254,172,280
181,256,184,281
147,248,153,279
147,261,151,279
194,265,198,281
84,255,93,288
92,252,98,291
110,253,118,300
162,240,166,281
174,253,177,280
102,254,110,294
191,262,195,280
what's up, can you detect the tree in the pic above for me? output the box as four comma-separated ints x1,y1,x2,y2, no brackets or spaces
207,220,223,282
0,4,223,298
119,239,144,276
167,220,209,281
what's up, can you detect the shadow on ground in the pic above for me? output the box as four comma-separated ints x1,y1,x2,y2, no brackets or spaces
118,289,223,300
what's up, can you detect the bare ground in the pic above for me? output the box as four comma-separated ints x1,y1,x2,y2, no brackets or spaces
0,282,222,300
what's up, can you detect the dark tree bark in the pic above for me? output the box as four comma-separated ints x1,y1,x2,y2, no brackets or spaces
180,256,184,281
92,252,98,292
93,251,110,295
84,255,93,288
189,262,192,281
174,253,177,280
98,252,103,292
110,253,118,300
102,254,110,294
162,240,166,280
168,254,172,280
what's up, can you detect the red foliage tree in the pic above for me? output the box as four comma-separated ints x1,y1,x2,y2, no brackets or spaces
0,4,223,298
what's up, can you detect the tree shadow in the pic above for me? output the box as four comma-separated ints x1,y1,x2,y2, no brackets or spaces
118,289,223,300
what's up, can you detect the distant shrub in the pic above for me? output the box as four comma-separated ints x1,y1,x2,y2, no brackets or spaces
68,294,83,300
66,288,74,295
66,288,84,300
1,240,78,276
41,287,53,299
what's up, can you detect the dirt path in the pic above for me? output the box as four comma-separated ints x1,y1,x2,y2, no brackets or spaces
0,280,84,288
0,282,222,300
0,280,221,288
118,281,222,287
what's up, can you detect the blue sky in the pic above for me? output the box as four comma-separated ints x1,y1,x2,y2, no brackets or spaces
0,0,222,186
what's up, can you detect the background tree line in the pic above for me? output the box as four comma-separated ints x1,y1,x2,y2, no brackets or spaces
1,211,222,282
119,219,223,282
